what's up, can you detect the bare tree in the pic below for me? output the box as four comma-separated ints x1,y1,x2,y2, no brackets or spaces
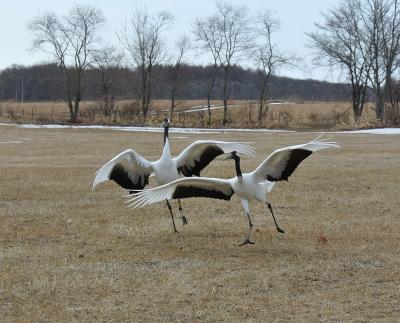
308,0,370,121
193,15,223,125
362,0,400,121
169,35,191,118
387,54,400,123
254,11,295,124
387,76,400,121
119,8,172,123
91,46,123,119
310,0,400,122
92,46,123,96
214,1,253,126
385,54,400,121
29,5,105,123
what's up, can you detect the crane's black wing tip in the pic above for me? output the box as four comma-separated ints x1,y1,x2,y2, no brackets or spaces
179,145,224,177
172,185,234,201
110,164,149,190
266,149,313,181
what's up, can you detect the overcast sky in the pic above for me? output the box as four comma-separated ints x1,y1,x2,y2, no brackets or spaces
0,0,341,81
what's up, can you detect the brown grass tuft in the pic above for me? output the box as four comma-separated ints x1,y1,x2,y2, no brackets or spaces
0,99,393,129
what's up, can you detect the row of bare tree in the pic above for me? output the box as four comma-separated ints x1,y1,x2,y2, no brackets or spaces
27,1,400,125
27,2,293,125
308,0,400,123
0,63,348,103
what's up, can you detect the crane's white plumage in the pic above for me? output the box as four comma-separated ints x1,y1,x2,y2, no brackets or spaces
93,149,154,191
126,137,340,245
251,139,339,182
127,177,234,208
93,139,255,191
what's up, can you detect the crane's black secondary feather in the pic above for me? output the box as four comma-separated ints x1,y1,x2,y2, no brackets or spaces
172,185,234,200
178,145,224,177
266,149,313,181
110,164,149,190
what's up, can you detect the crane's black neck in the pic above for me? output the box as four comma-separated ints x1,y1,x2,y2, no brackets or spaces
233,155,242,178
163,126,169,145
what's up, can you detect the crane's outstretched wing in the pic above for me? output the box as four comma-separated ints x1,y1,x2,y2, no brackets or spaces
174,140,256,176
93,149,154,191
251,138,339,182
126,177,234,208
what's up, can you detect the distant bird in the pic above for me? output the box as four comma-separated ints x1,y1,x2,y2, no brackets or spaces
92,118,256,233
126,138,339,245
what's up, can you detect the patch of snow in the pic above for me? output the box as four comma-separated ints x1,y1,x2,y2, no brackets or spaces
19,124,71,129
180,105,237,113
0,123,289,134
331,128,400,135
115,126,222,134
1,122,399,135
268,101,294,105
176,102,291,113
0,140,23,144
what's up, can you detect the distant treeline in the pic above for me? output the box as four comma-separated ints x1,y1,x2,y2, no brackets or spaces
0,63,350,103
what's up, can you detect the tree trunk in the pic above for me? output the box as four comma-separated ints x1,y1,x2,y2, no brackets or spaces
71,72,82,124
353,101,362,122
72,93,81,123
207,94,212,126
222,66,229,126
206,64,217,126
375,87,385,121
67,98,74,122
170,64,181,119
143,81,151,125
66,78,75,122
351,84,361,122
258,77,268,124
170,86,176,119
223,97,228,126
141,93,147,123
140,65,148,124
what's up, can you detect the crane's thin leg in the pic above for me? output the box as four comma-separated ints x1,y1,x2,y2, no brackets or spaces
239,212,255,246
178,199,188,225
166,200,178,233
266,202,285,233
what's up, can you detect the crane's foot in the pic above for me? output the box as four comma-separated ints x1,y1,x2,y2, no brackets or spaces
239,238,255,246
181,215,188,225
171,220,179,233
277,226,285,234
171,222,179,233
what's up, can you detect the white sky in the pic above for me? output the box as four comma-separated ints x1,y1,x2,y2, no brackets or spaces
0,0,341,81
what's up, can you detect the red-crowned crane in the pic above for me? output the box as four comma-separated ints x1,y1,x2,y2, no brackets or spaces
126,138,339,245
93,119,256,232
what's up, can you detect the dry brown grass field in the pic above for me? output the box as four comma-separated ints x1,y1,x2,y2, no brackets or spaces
0,124,399,322
0,99,383,130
